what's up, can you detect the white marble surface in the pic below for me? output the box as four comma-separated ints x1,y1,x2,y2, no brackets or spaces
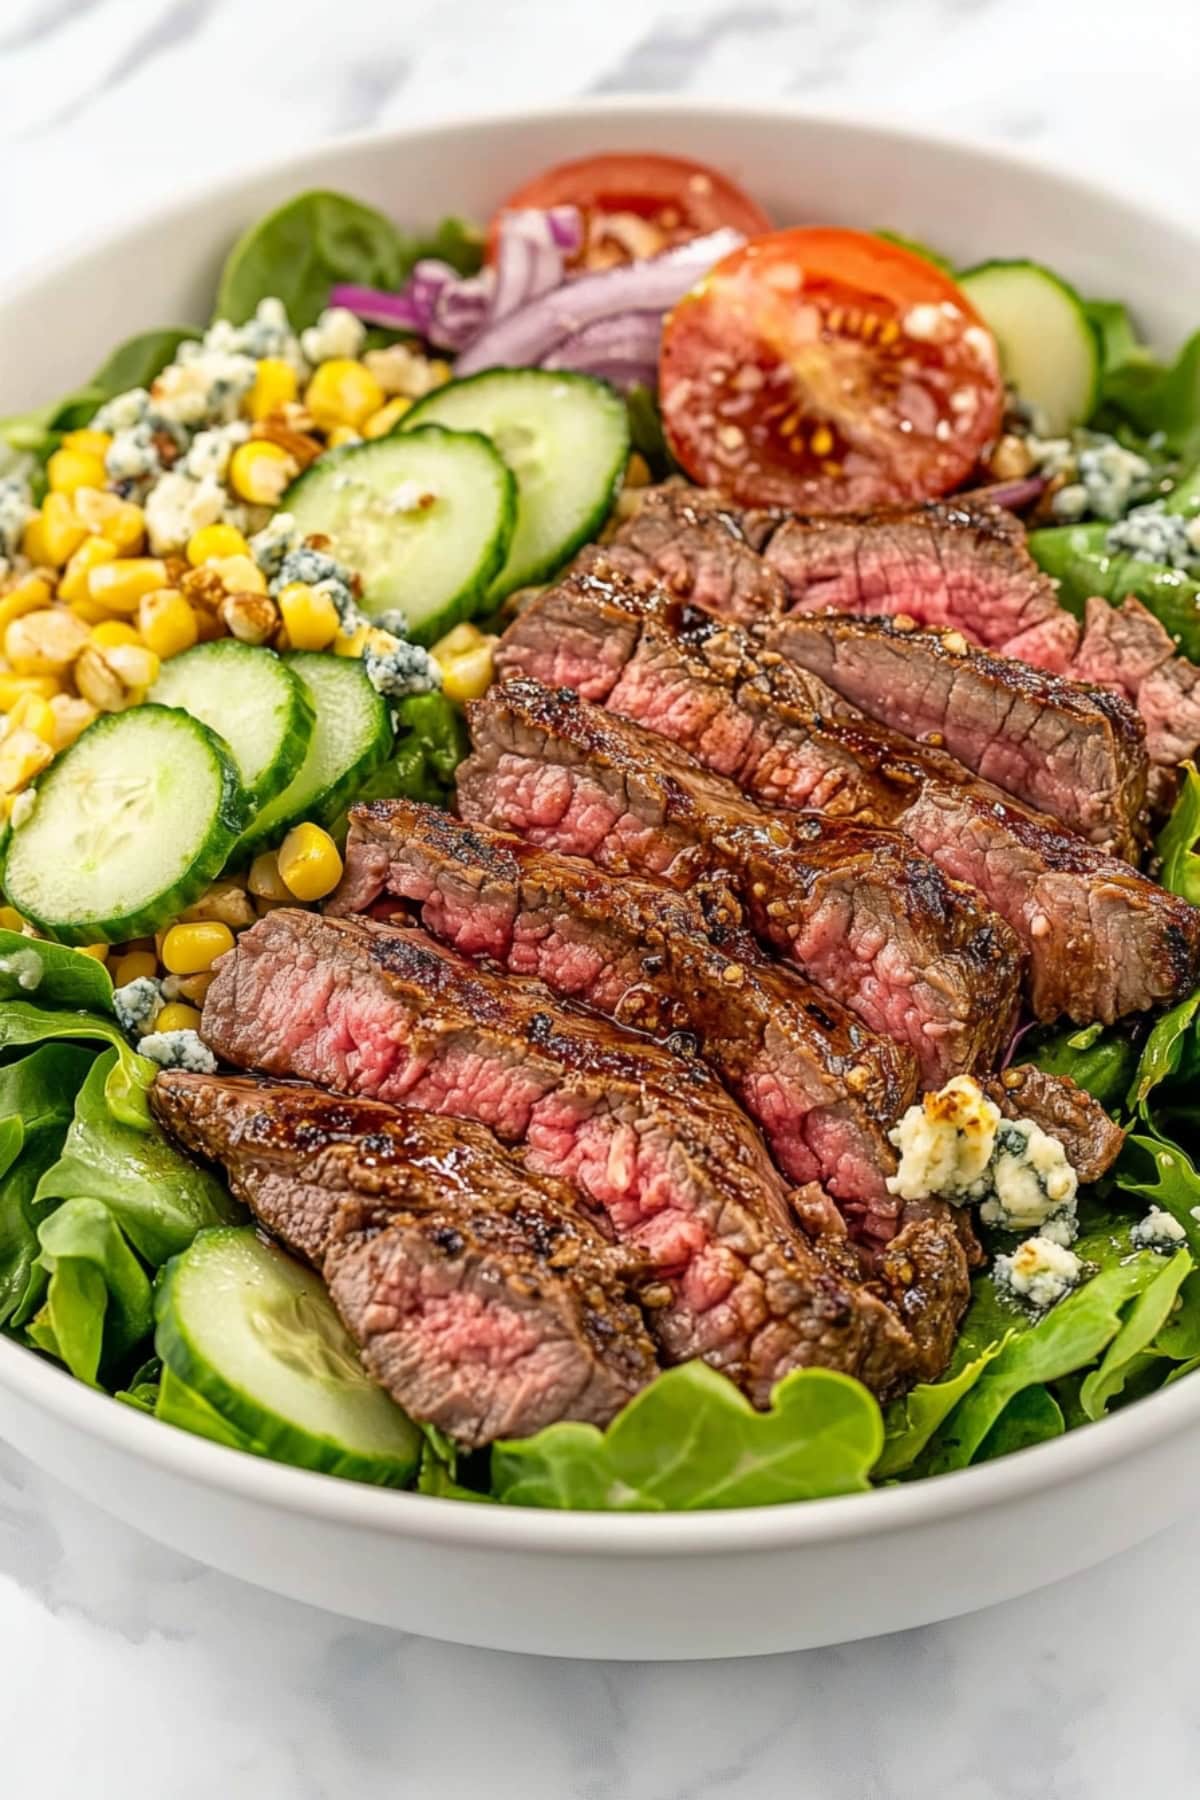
2,1,1200,1793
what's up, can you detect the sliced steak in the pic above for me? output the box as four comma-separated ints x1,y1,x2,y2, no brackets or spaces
330,798,917,1230
201,910,964,1399
459,679,1021,1083
980,1064,1124,1184
1066,596,1200,813
151,1071,658,1446
611,481,786,618
765,612,1148,858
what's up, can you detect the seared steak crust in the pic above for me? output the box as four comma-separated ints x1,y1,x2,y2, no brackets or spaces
611,481,787,617
201,911,964,1400
330,798,917,1227
459,679,1022,1084
151,1071,659,1446
981,1065,1125,1184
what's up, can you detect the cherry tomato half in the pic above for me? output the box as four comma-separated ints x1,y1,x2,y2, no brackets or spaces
489,151,772,270
658,228,1004,512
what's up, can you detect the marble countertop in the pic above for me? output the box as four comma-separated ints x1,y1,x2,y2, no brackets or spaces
2,1,1198,1794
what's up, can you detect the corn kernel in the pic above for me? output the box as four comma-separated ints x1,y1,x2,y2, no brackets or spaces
161,920,235,975
179,880,256,929
172,970,216,1005
47,693,97,750
90,619,142,651
248,358,299,421
0,674,61,708
22,494,87,568
427,359,452,386
333,625,370,658
77,944,109,963
104,643,160,691
0,727,54,793
58,535,117,603
210,553,266,596
112,949,158,986
247,850,291,902
0,574,54,633
73,488,145,553
304,359,384,431
74,646,128,712
228,440,297,505
47,447,108,495
87,558,169,614
155,1002,204,1034
431,622,486,662
138,588,198,660
60,429,112,459
67,594,112,626
2,692,56,746
277,822,344,902
362,396,412,439
186,523,250,567
277,581,340,650
324,425,361,449
5,609,90,674
220,591,278,645
0,906,26,932
440,641,495,703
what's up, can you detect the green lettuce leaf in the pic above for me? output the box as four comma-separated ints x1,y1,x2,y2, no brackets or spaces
0,999,155,1129
0,928,115,1012
1128,991,1200,1118
26,1197,153,1386
1080,1247,1193,1417
973,1385,1065,1462
33,1050,242,1266
1025,1019,1138,1110
216,190,413,328
1156,764,1200,905
1117,1132,1200,1253
114,1356,161,1414
155,1363,261,1452
1027,524,1200,658
328,690,468,833
876,1337,1009,1478
0,328,198,462
1085,299,1141,381
1099,327,1200,457
492,1362,883,1511
0,1041,94,1326
1152,1268,1200,1360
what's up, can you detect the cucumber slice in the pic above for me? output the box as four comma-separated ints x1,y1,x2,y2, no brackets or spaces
155,1226,421,1485
2,705,244,944
284,425,516,643
238,651,391,854
403,369,630,597
149,641,314,812
958,260,1100,433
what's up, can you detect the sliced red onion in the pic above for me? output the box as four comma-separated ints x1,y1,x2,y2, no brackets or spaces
960,474,1047,511
541,312,663,391
1000,1018,1037,1070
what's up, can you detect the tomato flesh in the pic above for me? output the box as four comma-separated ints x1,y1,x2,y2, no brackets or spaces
489,152,772,269
659,228,1004,512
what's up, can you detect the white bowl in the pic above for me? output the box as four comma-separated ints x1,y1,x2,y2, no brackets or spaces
3,100,1199,1661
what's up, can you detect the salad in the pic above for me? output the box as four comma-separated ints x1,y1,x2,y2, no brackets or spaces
2,148,1200,1513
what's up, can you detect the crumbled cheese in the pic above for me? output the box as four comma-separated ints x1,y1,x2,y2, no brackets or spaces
993,1235,1084,1312
1077,439,1153,521
300,306,367,366
977,1119,1078,1234
105,422,167,486
271,544,359,626
886,1074,1000,1202
373,608,411,637
114,976,164,1039
8,788,36,830
210,297,307,373
1130,1205,1188,1253
1107,501,1198,570
0,475,35,561
182,419,251,482
92,388,151,434
144,471,230,553
1050,481,1089,523
0,948,42,991
364,342,446,399
135,1027,217,1073
364,637,441,699
248,510,299,577
156,343,256,426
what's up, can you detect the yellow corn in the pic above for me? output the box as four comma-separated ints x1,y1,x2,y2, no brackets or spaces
0,727,54,793
431,622,486,661
362,396,412,439
432,622,496,703
22,494,88,568
87,558,169,614
57,535,118,603
161,920,235,975
2,692,56,746
304,359,383,431
104,642,160,691
333,625,370,658
228,440,297,505
324,425,361,448
90,619,142,650
0,673,61,708
75,944,108,963
277,581,339,650
277,822,343,902
186,523,250,567
48,693,97,750
73,488,145,553
60,429,112,459
210,553,267,595
427,359,452,386
74,646,128,712
112,948,159,986
155,1002,203,1034
247,850,291,902
5,609,90,674
138,589,198,660
0,574,54,633
171,971,215,1006
248,357,298,421
0,906,26,932
46,446,108,496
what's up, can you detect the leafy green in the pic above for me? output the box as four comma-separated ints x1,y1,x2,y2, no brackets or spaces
875,229,954,273
114,1356,161,1414
1026,523,1200,658
26,1197,153,1386
1153,1268,1200,1360
408,215,485,278
1099,327,1200,457
1080,1248,1192,1417
973,1385,1064,1462
1084,299,1141,381
1128,991,1200,1118
0,928,115,1012
492,1363,882,1511
216,190,413,328
33,1050,242,1266
1156,763,1200,905
0,999,155,1130
89,328,200,396
1025,1019,1139,1110
418,1439,494,1502
876,1337,1008,1477
0,1042,94,1326
0,327,197,462
626,383,669,475
155,1364,261,1452
1118,1132,1200,1253
328,690,468,835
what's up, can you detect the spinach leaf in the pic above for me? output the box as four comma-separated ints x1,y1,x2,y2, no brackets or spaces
0,927,115,1012
0,999,155,1129
33,1050,242,1266
0,328,197,462
155,1363,261,1452
1084,299,1141,382
26,1197,153,1386
330,691,468,831
973,1385,1064,1462
1128,991,1200,1118
216,190,412,328
1080,1247,1192,1417
1117,1132,1200,1253
1026,524,1200,659
1100,328,1200,457
1156,763,1200,905
409,215,485,278
0,1042,94,1326
876,1337,1008,1477
492,1363,882,1511
1025,1019,1139,1111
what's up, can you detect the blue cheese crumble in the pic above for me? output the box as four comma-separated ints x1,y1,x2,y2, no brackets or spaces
0,474,35,562
1107,502,1200,570
364,637,440,699
300,306,366,366
136,1028,217,1074
271,544,361,628
993,1236,1084,1313
113,976,164,1039
1130,1206,1188,1253
0,947,43,992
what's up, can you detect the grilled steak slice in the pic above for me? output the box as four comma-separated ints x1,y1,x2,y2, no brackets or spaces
1067,597,1200,813
903,781,1200,1022
980,1065,1124,1184
612,481,786,618
459,679,1021,1083
765,612,1148,858
151,1071,658,1446
330,798,917,1226
201,910,961,1399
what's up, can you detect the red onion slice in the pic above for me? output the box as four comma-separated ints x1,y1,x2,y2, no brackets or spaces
541,312,663,391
